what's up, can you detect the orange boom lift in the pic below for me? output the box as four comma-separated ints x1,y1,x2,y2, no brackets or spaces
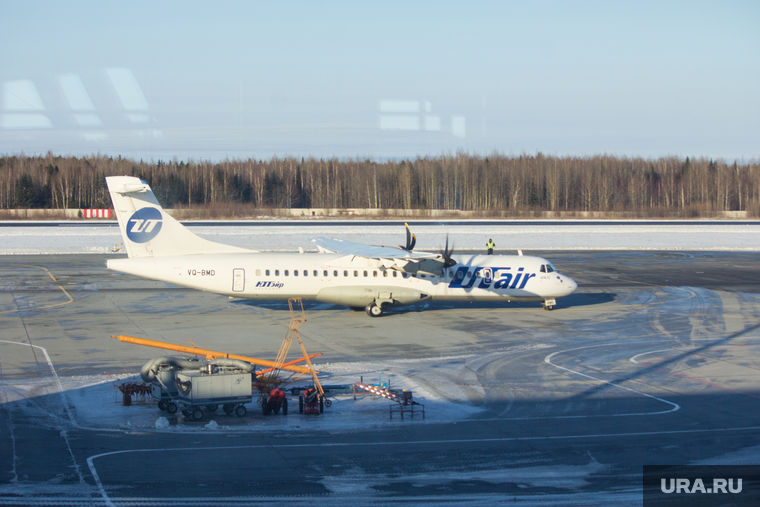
111,334,320,375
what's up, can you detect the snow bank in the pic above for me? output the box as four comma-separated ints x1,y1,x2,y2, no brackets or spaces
1,221,760,254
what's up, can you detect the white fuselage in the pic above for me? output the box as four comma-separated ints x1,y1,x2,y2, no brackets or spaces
106,252,577,308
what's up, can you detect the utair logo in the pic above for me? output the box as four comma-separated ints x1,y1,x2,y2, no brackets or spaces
126,208,163,243
448,266,536,290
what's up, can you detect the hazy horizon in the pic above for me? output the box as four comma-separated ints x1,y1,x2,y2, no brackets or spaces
1,1,758,162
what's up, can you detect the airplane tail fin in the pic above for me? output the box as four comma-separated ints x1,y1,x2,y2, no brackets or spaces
106,176,250,258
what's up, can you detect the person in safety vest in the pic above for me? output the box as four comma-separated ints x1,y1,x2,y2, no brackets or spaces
486,239,495,255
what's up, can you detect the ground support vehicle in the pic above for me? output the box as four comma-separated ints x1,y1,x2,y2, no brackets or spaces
175,369,252,421
260,388,288,415
299,388,325,415
151,367,181,413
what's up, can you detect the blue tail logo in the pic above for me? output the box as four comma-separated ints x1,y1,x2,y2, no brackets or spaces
126,208,163,243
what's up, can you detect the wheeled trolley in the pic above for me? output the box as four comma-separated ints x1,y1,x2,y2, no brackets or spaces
151,367,181,413
175,370,253,421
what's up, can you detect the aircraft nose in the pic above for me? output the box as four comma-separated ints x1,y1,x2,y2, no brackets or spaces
566,276,578,293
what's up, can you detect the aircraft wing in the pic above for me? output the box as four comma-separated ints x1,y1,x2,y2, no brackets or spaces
312,237,418,258
311,237,448,276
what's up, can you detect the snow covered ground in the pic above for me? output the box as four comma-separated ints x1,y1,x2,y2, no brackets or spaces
36,354,490,433
1,220,760,254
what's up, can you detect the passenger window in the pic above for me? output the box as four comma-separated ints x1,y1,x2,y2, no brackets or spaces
294,270,299,276
255,269,261,276
285,270,290,276
332,270,336,277
393,271,397,277
275,270,279,276
316,270,320,277
354,270,358,277
383,271,387,277
343,270,348,277
363,271,368,277
403,273,409,278
265,269,270,276
373,271,377,277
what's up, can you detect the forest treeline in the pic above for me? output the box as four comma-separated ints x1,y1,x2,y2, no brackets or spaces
1,152,758,216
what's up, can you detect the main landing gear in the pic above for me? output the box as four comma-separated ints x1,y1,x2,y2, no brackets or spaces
365,302,384,317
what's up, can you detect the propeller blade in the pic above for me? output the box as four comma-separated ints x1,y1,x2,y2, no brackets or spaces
442,235,457,268
400,222,415,251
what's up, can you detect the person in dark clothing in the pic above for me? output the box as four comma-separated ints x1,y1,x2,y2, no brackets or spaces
486,239,495,255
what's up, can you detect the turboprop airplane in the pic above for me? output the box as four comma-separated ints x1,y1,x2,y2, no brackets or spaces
105,176,577,317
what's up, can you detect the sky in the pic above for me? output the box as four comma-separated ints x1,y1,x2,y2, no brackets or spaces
0,0,758,162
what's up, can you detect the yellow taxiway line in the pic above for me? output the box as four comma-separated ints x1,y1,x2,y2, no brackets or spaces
0,265,73,315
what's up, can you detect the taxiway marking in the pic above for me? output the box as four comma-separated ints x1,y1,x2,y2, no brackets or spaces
631,348,760,399
0,341,87,499
0,265,73,314
544,343,680,414
87,424,760,507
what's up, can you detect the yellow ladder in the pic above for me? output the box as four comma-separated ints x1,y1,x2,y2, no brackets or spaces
268,298,324,400
288,298,324,399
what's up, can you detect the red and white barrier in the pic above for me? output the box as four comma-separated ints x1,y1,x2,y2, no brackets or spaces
83,209,112,218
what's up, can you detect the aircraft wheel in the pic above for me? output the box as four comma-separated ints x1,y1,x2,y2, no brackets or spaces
157,400,167,411
544,304,554,311
165,402,178,414
192,408,204,421
235,405,247,417
366,302,383,317
205,404,218,412
222,403,234,414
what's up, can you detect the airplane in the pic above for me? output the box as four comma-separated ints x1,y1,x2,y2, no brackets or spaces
105,176,577,317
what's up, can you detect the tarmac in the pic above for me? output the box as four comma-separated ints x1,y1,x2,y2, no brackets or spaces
1,251,760,505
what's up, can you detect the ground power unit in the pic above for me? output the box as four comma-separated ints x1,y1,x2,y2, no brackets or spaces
175,370,253,420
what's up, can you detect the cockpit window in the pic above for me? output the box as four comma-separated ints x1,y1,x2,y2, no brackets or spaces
546,263,557,273
540,265,546,273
